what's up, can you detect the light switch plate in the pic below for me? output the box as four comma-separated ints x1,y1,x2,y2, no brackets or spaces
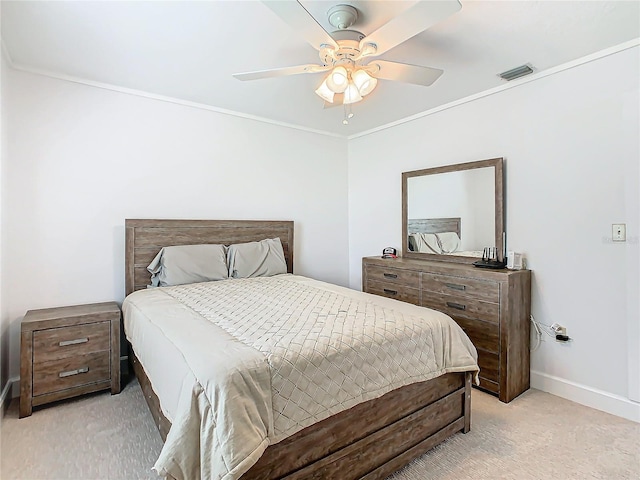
612,224,626,242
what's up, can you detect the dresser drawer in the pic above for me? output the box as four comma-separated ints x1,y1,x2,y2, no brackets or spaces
33,350,111,397
450,316,499,354
421,273,499,303
366,280,420,305
477,349,499,384
33,321,110,364
422,291,499,325
365,265,419,288
478,377,499,394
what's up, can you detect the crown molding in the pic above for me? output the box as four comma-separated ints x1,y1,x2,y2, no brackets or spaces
3,52,346,139
2,38,638,141
348,38,640,140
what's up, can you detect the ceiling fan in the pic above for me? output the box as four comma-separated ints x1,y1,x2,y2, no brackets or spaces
233,0,462,113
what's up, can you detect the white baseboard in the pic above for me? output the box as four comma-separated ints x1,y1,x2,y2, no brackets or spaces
531,370,640,423
1,376,19,415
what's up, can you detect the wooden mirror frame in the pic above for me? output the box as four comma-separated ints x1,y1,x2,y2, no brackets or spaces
402,158,505,263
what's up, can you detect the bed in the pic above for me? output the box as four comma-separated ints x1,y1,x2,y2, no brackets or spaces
123,219,478,480
408,217,482,257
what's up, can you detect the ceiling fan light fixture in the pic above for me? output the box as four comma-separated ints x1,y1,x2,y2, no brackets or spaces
352,69,377,96
343,82,363,105
326,66,349,93
315,79,335,103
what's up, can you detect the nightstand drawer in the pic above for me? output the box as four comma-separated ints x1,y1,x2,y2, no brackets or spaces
366,280,420,305
33,351,111,397
422,273,499,303
33,321,110,364
365,265,419,288
422,291,499,324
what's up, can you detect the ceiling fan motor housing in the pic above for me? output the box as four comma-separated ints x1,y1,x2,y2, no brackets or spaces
320,30,366,65
328,5,358,30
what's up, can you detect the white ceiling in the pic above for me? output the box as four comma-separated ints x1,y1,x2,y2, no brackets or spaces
2,1,639,137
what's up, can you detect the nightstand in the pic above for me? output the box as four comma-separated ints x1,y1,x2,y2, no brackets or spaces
20,302,121,418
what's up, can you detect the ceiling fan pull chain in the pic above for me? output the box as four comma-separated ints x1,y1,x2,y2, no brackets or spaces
342,104,355,125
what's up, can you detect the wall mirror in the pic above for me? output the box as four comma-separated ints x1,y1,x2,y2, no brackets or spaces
402,158,504,263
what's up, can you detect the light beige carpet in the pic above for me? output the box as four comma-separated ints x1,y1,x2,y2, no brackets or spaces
1,378,638,480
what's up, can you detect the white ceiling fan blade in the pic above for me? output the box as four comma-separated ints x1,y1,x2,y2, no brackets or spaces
233,64,330,81
360,0,462,57
369,60,443,86
262,0,338,51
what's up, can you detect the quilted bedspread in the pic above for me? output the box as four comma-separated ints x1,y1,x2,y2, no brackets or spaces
123,274,478,480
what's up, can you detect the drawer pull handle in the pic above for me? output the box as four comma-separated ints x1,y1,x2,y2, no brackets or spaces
444,283,466,291
446,302,466,311
59,338,88,347
58,367,89,378
383,273,398,279
383,288,398,295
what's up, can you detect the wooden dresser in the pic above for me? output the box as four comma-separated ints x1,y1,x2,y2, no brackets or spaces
20,302,121,417
363,256,531,403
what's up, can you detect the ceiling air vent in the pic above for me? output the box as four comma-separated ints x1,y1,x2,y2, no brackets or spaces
498,64,534,81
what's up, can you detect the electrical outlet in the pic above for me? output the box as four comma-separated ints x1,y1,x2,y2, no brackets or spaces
550,323,567,335
612,224,626,242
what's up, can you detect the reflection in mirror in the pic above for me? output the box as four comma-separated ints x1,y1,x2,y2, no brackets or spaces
407,168,495,257
402,158,504,263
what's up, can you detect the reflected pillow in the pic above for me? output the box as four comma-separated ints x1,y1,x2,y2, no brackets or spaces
227,238,287,278
436,232,461,254
411,233,442,254
147,244,228,287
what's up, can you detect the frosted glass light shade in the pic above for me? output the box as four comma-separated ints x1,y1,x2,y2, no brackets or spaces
315,79,335,102
352,69,377,96
326,66,348,93
343,82,363,104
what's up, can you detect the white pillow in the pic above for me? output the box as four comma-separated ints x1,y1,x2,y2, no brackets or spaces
412,233,442,254
147,244,228,287
436,232,461,254
227,238,287,278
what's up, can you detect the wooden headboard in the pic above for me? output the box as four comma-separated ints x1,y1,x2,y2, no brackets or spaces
407,217,461,237
125,219,294,296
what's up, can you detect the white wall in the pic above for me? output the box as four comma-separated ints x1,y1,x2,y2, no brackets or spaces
3,68,350,383
0,40,9,401
348,47,640,421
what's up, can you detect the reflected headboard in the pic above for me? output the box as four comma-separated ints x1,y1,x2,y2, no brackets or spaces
125,219,294,296
407,217,461,236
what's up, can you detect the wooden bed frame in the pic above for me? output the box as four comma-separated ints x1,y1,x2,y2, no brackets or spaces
124,219,473,480
408,217,461,237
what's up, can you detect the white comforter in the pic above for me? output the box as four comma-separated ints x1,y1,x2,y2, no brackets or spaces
122,274,478,480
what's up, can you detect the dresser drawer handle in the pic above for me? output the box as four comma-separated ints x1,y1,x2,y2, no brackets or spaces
383,288,398,295
444,283,466,291
58,367,89,378
59,338,88,347
446,302,466,311
383,273,398,279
